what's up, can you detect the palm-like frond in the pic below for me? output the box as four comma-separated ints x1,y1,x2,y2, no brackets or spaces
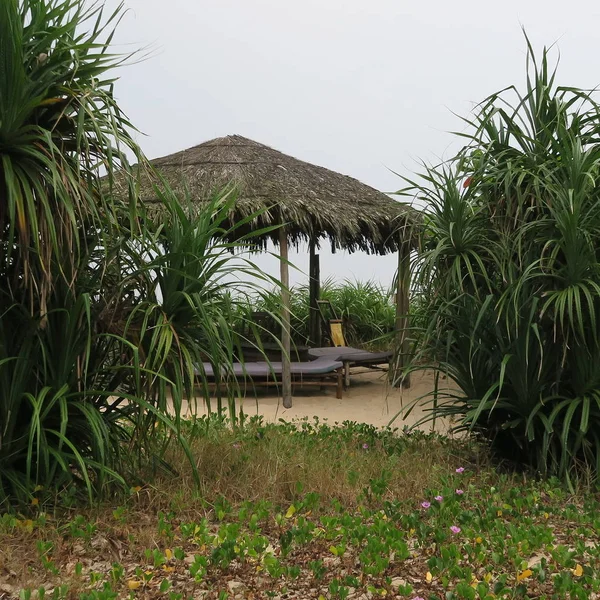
0,0,139,312
396,36,600,485
0,0,282,508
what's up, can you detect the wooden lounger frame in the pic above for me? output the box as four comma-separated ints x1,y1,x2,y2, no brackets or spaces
203,369,343,400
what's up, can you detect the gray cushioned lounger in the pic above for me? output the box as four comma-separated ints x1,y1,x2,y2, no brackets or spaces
307,346,392,386
199,356,342,377
196,356,344,399
308,346,392,363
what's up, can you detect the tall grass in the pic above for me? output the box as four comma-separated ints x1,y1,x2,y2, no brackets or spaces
243,279,396,350
398,38,600,485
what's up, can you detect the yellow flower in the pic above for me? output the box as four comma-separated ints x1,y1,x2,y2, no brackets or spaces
572,564,583,577
425,571,433,583
476,536,483,544
497,510,502,517
543,512,549,519
127,580,141,590
131,486,142,493
516,569,533,582
165,548,173,560
31,498,39,506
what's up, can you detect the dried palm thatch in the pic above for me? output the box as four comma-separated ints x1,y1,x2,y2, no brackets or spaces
127,135,418,254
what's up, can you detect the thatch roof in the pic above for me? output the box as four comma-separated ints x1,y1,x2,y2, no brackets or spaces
128,135,418,254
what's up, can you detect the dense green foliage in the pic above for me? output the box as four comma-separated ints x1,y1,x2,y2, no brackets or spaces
402,41,600,484
0,0,274,508
245,279,396,350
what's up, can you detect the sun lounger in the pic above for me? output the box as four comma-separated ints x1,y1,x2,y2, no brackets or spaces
197,356,344,399
311,301,393,387
307,346,392,387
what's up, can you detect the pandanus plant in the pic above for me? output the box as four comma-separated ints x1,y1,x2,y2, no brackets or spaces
0,0,278,507
398,37,600,486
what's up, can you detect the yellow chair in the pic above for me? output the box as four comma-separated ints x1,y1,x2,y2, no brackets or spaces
329,319,346,347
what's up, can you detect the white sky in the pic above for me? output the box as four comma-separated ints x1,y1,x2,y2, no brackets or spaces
103,0,600,288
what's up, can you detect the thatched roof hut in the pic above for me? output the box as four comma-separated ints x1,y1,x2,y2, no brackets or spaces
133,135,417,254
124,135,416,407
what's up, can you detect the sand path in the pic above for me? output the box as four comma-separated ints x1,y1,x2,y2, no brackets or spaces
184,369,454,432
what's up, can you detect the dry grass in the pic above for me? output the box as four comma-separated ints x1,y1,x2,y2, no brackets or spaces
159,426,473,511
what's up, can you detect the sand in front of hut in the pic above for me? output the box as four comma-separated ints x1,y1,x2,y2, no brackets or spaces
182,369,456,432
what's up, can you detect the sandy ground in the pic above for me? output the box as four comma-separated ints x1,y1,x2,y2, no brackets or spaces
184,368,454,432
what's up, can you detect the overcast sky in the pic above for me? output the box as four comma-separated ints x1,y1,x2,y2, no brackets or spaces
103,0,600,288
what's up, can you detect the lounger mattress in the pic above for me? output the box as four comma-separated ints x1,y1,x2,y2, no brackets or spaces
197,356,342,379
308,346,392,363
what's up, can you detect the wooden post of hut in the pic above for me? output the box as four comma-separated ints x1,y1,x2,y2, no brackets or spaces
279,227,293,407
391,241,411,388
308,237,321,348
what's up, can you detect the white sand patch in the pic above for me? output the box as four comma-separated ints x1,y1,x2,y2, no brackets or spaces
182,369,456,432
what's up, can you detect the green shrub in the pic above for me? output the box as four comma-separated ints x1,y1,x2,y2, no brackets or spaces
245,279,396,350
400,39,600,485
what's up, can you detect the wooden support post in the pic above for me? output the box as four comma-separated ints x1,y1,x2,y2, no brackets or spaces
391,243,411,388
308,237,321,348
279,228,293,408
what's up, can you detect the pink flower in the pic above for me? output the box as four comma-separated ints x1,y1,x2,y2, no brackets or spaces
456,467,465,473
434,495,443,502
232,442,241,449
362,443,369,450
421,501,431,509
456,489,464,495
450,525,461,534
